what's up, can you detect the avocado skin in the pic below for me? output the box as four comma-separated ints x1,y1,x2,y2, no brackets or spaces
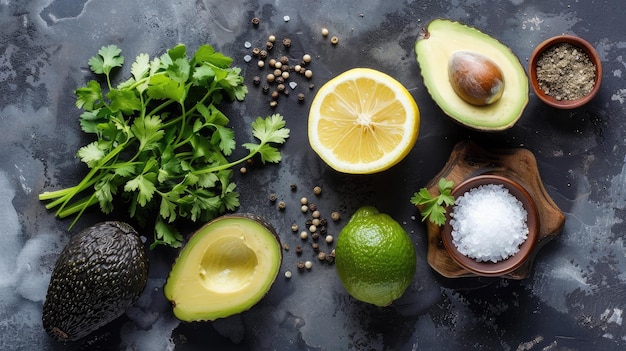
42,221,149,342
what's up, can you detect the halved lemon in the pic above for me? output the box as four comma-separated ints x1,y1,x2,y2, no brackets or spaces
308,68,420,174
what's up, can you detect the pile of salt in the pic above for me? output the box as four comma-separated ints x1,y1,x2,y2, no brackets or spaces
449,184,528,263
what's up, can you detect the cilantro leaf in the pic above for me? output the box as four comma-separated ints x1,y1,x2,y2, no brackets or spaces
130,115,164,151
410,177,455,226
88,45,124,76
75,80,102,111
131,53,150,81
77,141,105,167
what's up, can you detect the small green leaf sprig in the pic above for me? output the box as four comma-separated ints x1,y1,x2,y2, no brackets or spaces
39,44,290,248
410,177,455,226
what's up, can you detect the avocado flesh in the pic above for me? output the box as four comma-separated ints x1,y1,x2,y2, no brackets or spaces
164,214,282,322
42,221,149,342
415,19,528,131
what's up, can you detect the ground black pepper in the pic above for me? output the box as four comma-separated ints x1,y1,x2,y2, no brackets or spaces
535,42,596,101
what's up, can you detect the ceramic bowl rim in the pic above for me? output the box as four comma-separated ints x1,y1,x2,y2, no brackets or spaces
441,174,540,277
528,34,602,109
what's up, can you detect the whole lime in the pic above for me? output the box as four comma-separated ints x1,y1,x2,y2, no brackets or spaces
335,206,416,306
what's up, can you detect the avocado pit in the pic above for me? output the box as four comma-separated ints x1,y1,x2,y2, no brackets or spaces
448,51,504,106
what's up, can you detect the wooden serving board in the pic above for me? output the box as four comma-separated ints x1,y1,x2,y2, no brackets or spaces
420,140,566,279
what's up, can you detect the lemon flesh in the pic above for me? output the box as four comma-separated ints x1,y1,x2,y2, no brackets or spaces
335,206,417,307
308,68,420,174
164,214,282,322
415,19,528,131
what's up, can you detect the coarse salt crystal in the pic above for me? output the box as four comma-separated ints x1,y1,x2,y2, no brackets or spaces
449,184,528,263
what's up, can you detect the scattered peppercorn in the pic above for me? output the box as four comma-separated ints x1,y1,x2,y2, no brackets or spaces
251,17,260,26
321,28,329,37
252,47,261,56
266,41,274,50
283,89,289,96
319,226,327,235
280,56,289,65
326,250,335,263
291,223,299,232
269,193,277,202
311,242,319,251
300,231,308,240
317,252,326,261
308,203,317,212
282,38,292,48
278,200,286,210
313,186,322,195
267,73,275,83
304,261,313,269
269,100,278,108
304,69,313,79
268,58,276,68
271,91,279,100
283,243,290,251
295,245,303,254
275,76,285,84
239,166,247,174
331,211,341,221
297,93,305,101
291,183,298,191
253,76,261,85
259,50,268,59
305,219,313,226
303,54,312,63
320,218,327,227
281,71,290,79
294,64,302,72
330,36,339,45
311,232,320,241
301,205,308,213
325,235,334,244
297,261,305,270
312,210,320,219
284,270,292,279
309,83,315,89
277,83,286,92
274,61,282,69
268,35,276,43
312,218,320,227
262,84,270,93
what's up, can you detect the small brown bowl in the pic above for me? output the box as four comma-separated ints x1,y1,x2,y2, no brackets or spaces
441,175,539,277
528,35,602,109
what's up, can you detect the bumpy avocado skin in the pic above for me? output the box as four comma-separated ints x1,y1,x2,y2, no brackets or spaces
42,221,149,342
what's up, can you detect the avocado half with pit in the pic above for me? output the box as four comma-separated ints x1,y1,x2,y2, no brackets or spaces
164,214,282,322
415,19,528,131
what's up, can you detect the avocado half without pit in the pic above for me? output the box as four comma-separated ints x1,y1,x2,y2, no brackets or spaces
164,214,282,322
415,19,529,131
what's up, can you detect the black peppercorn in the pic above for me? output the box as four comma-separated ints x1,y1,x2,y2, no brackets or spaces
253,76,261,85
282,38,292,48
251,17,260,26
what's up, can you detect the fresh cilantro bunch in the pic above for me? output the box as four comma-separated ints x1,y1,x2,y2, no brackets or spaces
39,44,290,248
410,178,455,226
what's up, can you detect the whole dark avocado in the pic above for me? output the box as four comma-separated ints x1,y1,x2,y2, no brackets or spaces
42,221,149,342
